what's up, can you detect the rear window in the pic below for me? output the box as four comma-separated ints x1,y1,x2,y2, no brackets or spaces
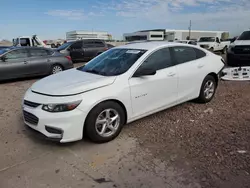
237,31,250,40
194,48,206,59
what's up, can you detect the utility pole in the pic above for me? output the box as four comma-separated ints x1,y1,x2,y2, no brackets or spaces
188,20,192,40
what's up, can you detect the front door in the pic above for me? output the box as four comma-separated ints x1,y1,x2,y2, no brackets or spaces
69,41,84,62
0,49,30,80
129,47,178,118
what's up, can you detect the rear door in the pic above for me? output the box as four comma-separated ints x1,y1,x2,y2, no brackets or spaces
170,46,207,102
69,41,84,62
82,40,96,60
0,49,30,80
26,48,52,75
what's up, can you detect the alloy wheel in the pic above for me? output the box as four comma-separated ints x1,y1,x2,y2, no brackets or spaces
95,108,121,138
204,80,215,99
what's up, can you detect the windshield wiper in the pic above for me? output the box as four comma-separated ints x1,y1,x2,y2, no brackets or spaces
84,69,107,76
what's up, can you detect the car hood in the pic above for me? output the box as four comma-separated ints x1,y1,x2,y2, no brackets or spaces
233,40,250,46
31,69,116,96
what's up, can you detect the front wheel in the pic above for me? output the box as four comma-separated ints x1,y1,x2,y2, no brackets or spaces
222,46,227,54
197,75,217,103
85,101,125,143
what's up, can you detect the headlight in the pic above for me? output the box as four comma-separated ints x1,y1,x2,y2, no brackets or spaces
42,100,82,112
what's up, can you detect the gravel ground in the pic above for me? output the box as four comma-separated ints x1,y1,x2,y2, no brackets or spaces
125,80,250,188
1,59,250,187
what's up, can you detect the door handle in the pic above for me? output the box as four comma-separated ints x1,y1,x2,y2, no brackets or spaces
47,59,51,62
198,64,204,68
168,72,176,77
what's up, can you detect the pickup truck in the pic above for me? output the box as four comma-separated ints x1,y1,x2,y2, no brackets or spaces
197,37,230,54
227,30,250,67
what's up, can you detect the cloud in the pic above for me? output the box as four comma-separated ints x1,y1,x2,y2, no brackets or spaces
95,0,250,35
45,10,86,20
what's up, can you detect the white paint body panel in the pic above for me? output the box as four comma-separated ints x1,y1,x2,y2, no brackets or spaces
23,42,224,143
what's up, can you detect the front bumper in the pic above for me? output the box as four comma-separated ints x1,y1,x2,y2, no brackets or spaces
22,92,87,143
227,52,250,67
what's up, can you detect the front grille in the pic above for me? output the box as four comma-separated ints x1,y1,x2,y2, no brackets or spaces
23,111,39,125
233,45,250,54
24,100,41,108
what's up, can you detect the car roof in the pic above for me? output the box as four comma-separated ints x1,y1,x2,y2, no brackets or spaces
115,41,192,50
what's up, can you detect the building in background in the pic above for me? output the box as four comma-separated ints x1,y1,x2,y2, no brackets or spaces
66,30,112,41
124,29,229,42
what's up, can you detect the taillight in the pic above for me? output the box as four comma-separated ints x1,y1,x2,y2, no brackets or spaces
65,56,72,61
104,47,108,51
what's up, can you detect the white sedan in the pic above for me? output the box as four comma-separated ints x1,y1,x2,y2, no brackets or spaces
22,42,225,143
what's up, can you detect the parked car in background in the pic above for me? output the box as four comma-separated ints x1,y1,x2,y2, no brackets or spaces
22,42,224,143
198,37,230,54
107,43,115,49
56,39,109,63
175,40,197,45
227,30,250,67
0,47,73,81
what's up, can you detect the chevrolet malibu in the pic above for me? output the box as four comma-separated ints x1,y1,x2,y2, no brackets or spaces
22,42,225,143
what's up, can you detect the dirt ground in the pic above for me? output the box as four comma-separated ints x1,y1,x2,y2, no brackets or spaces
0,62,250,188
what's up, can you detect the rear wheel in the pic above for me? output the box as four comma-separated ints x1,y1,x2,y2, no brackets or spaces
209,47,214,53
51,64,63,74
197,75,217,103
85,101,125,143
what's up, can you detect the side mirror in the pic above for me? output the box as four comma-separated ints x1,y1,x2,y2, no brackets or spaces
133,68,156,77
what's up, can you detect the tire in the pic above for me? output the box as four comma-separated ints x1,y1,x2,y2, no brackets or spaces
51,43,56,48
197,75,217,103
51,64,63,74
222,46,227,54
85,101,125,143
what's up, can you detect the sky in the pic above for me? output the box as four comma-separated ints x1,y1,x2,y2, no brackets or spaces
0,0,250,40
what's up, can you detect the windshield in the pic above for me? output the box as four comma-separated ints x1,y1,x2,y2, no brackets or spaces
237,31,250,40
199,37,215,42
57,42,74,51
77,48,146,76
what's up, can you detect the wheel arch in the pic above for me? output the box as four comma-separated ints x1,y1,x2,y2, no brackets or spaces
83,99,128,135
207,72,218,86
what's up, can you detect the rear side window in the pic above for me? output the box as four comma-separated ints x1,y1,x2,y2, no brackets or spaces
194,48,206,59
83,41,94,48
29,49,49,57
71,41,83,50
5,49,29,59
139,48,173,71
93,41,105,47
171,46,196,64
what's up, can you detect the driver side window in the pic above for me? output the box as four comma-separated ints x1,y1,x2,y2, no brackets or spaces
137,48,173,71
